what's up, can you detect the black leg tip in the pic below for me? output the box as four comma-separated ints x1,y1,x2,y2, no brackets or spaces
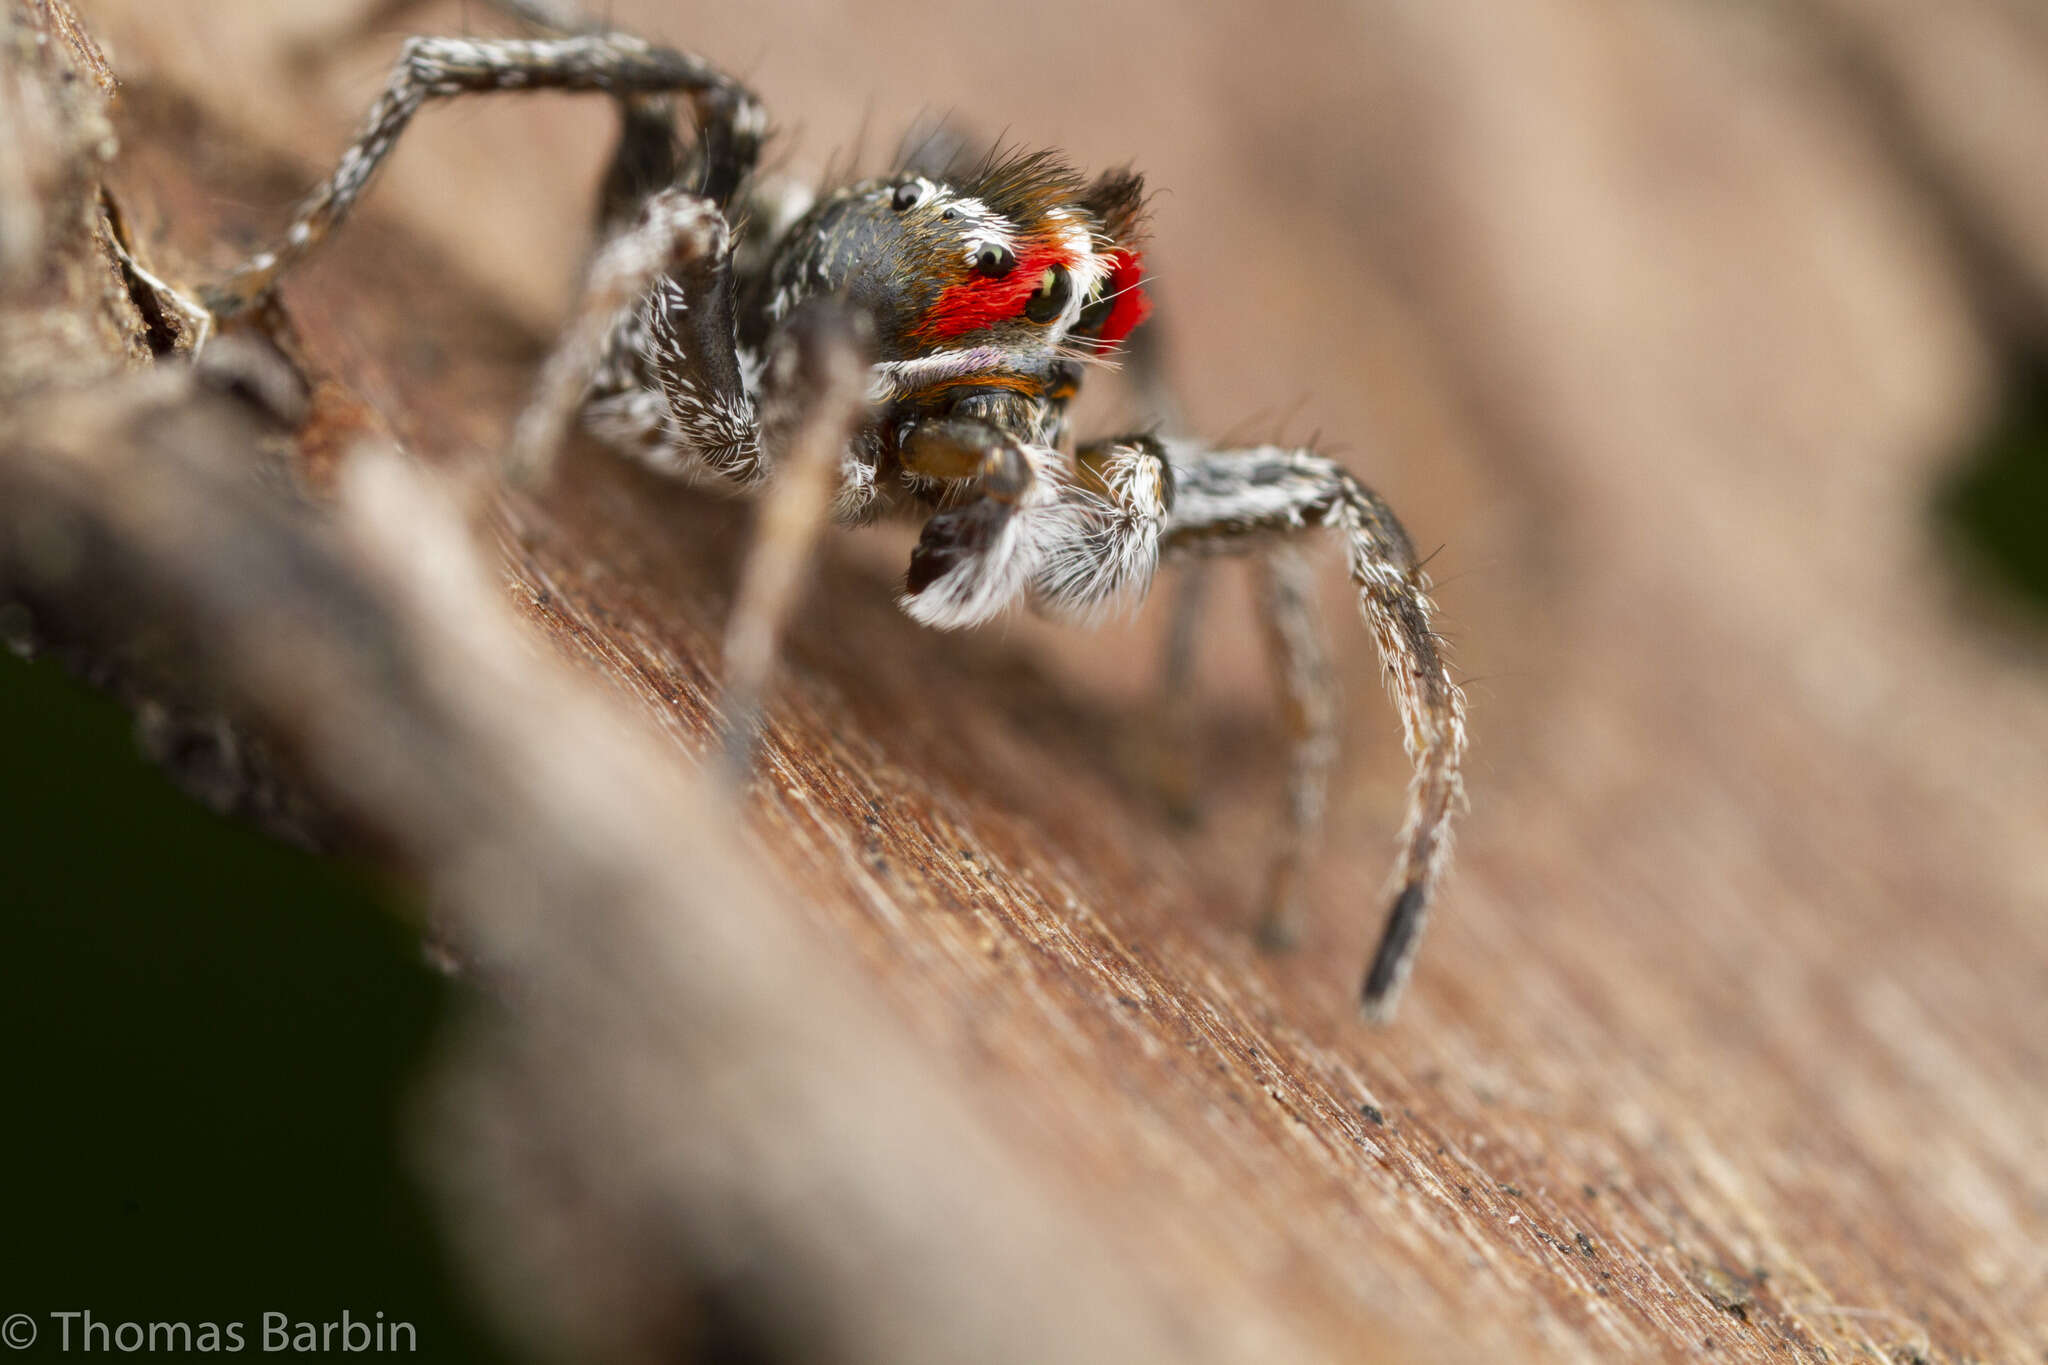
1359,880,1428,1023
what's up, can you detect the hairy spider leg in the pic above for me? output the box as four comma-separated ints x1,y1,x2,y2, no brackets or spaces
293,0,695,233
1159,445,1467,1019
719,300,873,772
497,199,873,776
1251,547,1339,952
506,188,752,486
205,33,764,315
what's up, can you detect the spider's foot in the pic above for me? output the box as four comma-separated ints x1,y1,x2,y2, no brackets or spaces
1255,858,1308,953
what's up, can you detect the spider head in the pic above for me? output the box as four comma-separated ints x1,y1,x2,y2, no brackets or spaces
764,150,1152,382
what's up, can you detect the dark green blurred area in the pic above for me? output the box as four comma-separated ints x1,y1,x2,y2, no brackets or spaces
0,650,506,1362
1940,365,2048,619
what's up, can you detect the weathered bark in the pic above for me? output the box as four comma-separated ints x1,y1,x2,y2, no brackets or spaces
6,1,2047,1362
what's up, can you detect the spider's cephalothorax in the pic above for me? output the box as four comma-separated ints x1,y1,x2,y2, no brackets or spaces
741,152,1159,628
205,1,1468,1020
754,154,1151,368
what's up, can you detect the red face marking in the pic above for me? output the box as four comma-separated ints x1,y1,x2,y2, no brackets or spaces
1092,250,1151,353
923,243,1076,340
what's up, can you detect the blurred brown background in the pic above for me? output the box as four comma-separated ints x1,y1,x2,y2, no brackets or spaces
13,0,2048,1359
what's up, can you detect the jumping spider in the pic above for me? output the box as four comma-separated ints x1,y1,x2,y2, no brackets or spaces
203,0,1469,1019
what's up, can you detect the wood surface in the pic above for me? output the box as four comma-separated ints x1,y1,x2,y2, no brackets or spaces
8,0,2048,1359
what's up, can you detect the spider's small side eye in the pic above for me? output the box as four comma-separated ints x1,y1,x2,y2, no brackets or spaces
892,181,926,211
971,244,1016,278
1023,265,1072,323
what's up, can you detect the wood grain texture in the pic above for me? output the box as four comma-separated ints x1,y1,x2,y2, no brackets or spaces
30,0,2048,1359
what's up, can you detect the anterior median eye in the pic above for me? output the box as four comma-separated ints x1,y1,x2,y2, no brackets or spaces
971,244,1016,278
1023,265,1071,323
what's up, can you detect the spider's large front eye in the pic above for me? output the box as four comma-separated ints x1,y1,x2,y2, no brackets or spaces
972,244,1016,278
1023,265,1072,323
